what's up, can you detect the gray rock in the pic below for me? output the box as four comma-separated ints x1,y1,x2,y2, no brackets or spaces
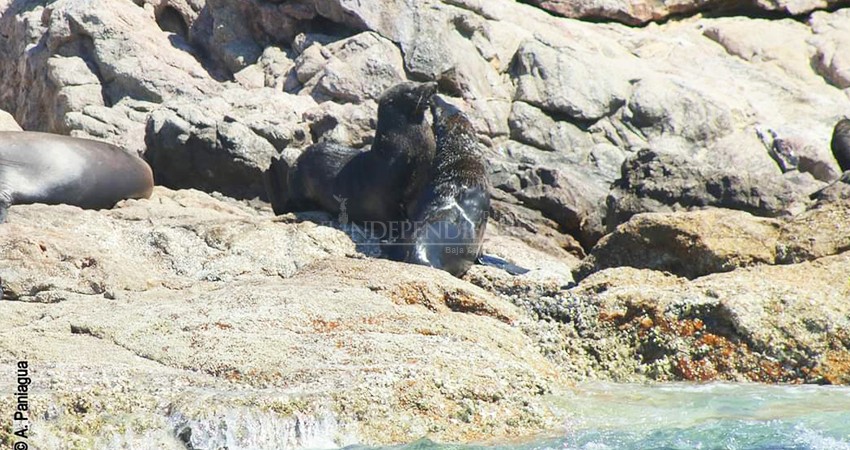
290,44,328,87
306,2,519,137
401,6,515,136
492,139,624,249
293,32,406,104
489,197,587,260
606,148,822,231
66,99,158,155
255,46,297,90
0,109,21,131
511,163,608,250
512,39,634,121
151,0,204,33
625,75,736,143
45,0,216,103
702,18,821,83
508,101,591,153
523,0,850,26
521,0,658,26
292,32,341,55
810,9,850,89
0,187,565,445
189,0,263,74
0,0,216,137
145,87,316,199
776,194,850,263
187,0,324,76
303,101,377,147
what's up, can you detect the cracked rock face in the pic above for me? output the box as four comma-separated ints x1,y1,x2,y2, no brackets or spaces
525,0,850,25
2,0,850,445
2,0,849,248
0,188,563,446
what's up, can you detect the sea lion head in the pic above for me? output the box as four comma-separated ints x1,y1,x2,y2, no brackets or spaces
377,81,438,123
429,95,477,153
430,96,464,128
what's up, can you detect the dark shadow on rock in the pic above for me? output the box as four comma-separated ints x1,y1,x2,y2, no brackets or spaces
167,34,233,82
155,5,189,37
144,118,270,202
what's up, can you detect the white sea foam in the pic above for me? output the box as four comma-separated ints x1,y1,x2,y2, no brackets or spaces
168,406,353,450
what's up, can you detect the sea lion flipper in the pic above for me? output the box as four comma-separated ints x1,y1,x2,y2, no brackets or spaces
477,254,530,275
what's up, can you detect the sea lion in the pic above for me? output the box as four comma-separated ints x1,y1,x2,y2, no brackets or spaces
0,131,154,222
831,118,850,172
267,142,358,215
402,97,490,276
265,81,437,230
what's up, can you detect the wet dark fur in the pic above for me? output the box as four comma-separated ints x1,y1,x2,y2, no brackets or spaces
403,98,490,276
832,118,850,173
266,81,437,224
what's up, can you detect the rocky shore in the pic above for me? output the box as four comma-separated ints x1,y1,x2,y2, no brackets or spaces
1,0,849,447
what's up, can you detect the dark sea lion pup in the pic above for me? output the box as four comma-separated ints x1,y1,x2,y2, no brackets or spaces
267,142,357,214
265,81,438,225
831,118,850,173
0,131,154,223
403,97,527,277
337,81,438,224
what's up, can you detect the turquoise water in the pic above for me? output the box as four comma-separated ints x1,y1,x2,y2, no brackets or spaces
372,383,850,450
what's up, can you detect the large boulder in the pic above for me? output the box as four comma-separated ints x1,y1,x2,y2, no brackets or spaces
701,17,823,84
810,9,850,90
624,75,738,144
567,252,850,384
575,209,782,281
511,39,635,122
0,0,217,151
511,164,608,250
508,101,593,154
290,32,406,104
0,188,566,446
145,87,316,199
522,0,850,26
606,148,824,230
776,195,850,263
